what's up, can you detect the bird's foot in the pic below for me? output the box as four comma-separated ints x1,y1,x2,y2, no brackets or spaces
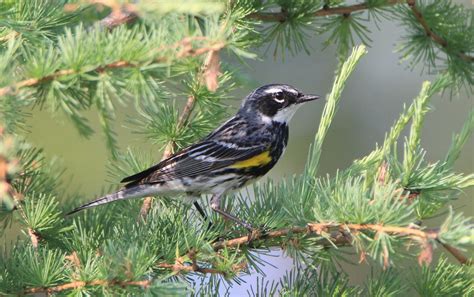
247,224,271,247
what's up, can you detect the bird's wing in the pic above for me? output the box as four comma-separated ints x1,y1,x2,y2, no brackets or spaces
121,140,269,186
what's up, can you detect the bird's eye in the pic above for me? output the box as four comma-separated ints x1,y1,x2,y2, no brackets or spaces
273,92,285,103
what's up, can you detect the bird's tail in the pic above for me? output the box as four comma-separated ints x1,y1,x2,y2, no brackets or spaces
66,185,151,216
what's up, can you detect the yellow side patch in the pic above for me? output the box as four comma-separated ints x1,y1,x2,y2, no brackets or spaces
230,151,272,169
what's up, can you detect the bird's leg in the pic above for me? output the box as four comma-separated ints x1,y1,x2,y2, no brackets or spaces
210,194,253,231
193,201,215,231
193,201,207,220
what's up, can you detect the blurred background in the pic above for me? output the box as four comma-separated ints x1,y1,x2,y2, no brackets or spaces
24,2,472,293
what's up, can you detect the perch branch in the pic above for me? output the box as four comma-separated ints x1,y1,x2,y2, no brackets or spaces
21,221,470,295
212,222,439,250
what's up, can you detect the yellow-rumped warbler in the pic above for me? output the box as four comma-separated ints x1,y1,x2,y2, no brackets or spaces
67,84,319,229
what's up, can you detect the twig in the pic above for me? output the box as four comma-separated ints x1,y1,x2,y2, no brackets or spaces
439,241,472,266
160,94,198,158
27,228,40,248
100,5,137,29
156,262,224,275
0,31,20,42
0,38,225,98
138,35,218,217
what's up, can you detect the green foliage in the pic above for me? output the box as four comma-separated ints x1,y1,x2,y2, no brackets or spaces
21,192,64,234
445,108,474,169
0,0,79,45
395,0,474,90
364,269,407,297
307,44,367,175
0,6,256,154
278,268,361,296
264,0,323,57
5,245,66,288
320,13,372,58
412,257,474,297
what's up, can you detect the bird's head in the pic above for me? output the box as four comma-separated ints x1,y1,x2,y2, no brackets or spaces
239,84,319,123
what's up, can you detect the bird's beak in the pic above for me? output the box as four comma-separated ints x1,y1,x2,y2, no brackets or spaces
297,94,320,103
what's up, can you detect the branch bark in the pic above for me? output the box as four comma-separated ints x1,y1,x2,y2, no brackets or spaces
212,222,438,250
439,241,473,265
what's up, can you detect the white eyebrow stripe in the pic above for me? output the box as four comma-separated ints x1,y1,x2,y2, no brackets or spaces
289,89,298,95
264,87,283,94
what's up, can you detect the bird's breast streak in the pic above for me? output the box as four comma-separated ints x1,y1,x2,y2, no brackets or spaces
230,151,272,168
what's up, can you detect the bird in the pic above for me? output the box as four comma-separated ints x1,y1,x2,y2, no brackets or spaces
67,84,319,230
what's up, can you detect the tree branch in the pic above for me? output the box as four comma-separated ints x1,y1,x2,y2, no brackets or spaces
212,222,438,250
249,0,473,62
407,0,474,62
100,5,137,29
20,221,470,295
23,250,234,295
0,38,225,98
247,0,406,22
439,241,473,266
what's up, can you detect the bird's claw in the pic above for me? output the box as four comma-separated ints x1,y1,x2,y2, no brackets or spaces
246,224,271,247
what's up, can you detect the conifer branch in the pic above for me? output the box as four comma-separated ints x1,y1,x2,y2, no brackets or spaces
0,38,225,98
247,0,406,22
92,0,406,25
63,1,474,63
249,0,473,62
156,249,235,275
212,222,439,250
23,250,234,295
407,0,474,62
21,221,468,295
